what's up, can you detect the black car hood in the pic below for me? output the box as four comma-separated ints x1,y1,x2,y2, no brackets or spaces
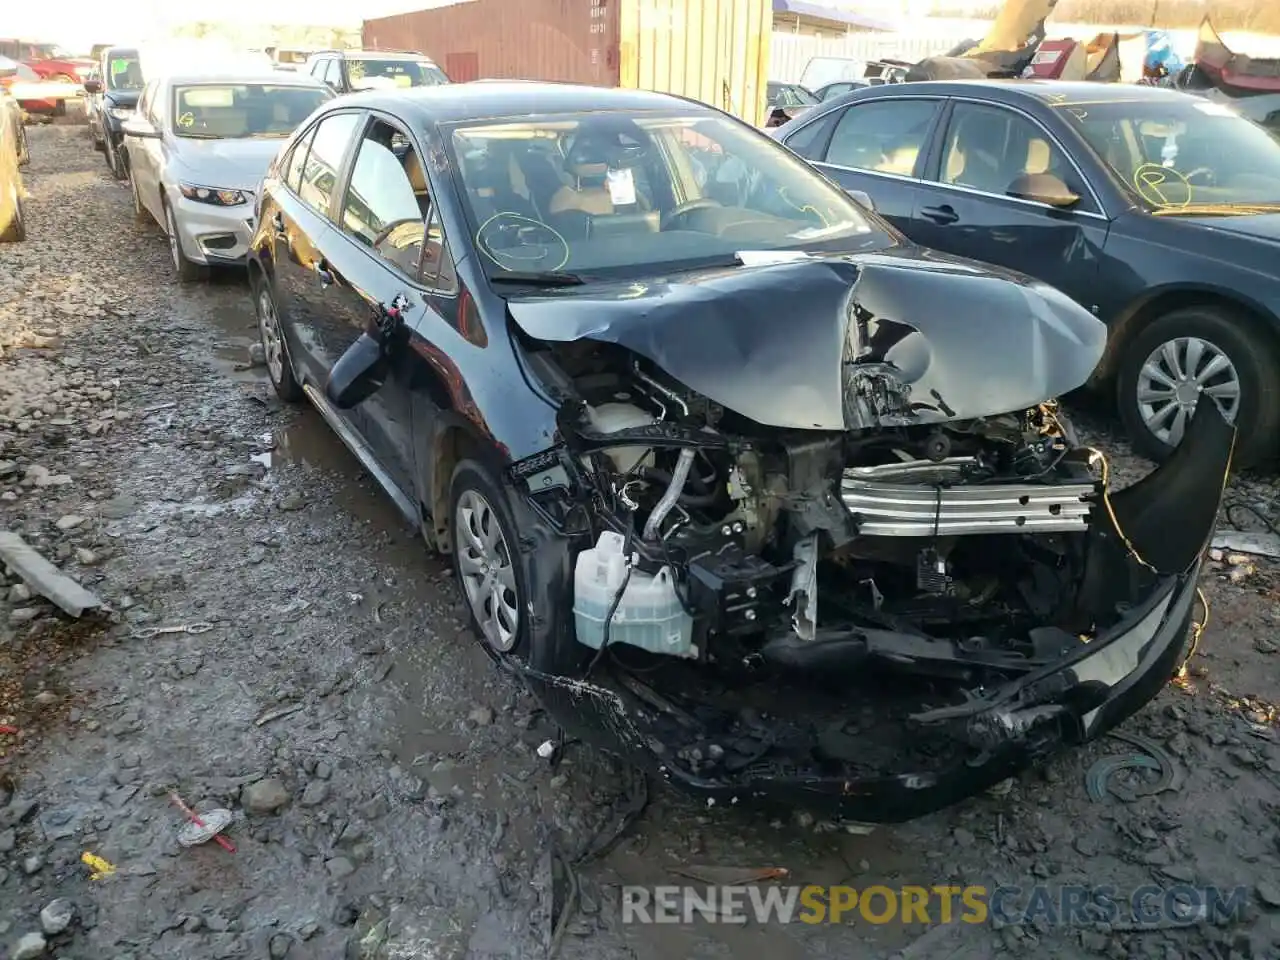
104,90,141,108
1173,211,1280,246
506,248,1107,431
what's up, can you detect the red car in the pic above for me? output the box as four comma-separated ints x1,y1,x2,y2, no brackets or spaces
0,40,94,82
0,61,65,116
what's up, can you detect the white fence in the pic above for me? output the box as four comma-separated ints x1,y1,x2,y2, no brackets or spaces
770,20,1280,84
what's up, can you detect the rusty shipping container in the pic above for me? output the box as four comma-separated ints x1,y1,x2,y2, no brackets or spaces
363,0,771,126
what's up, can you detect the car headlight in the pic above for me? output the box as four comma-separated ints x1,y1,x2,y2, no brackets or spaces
107,106,133,120
178,183,249,206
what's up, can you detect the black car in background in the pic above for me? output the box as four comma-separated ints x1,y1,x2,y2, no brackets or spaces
773,80,1280,468
244,81,1230,821
764,80,818,127
83,46,142,179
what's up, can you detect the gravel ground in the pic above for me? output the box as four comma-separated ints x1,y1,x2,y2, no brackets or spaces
0,121,1278,960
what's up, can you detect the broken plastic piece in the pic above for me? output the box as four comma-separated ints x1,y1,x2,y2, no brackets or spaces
81,852,116,880
537,739,557,759
0,532,102,617
176,807,234,847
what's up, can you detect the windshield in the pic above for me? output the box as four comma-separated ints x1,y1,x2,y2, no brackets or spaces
348,58,448,90
172,83,331,139
106,53,143,91
447,110,891,280
769,83,818,107
1059,97,1280,212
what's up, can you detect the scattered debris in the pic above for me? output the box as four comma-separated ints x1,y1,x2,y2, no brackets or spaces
170,792,236,852
1086,730,1184,802
671,865,790,885
129,622,216,639
80,852,116,880
254,703,305,727
0,531,102,617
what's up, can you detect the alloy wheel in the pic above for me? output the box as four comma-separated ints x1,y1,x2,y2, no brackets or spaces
1136,336,1241,446
454,489,519,652
256,287,285,385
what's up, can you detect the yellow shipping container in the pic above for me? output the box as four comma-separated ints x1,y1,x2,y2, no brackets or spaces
363,0,772,127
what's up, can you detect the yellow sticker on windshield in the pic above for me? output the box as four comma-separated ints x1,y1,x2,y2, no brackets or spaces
177,112,194,128
393,74,413,88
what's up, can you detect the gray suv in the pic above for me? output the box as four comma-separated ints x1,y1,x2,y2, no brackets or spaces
304,50,449,95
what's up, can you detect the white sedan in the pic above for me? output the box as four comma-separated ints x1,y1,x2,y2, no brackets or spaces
122,71,332,280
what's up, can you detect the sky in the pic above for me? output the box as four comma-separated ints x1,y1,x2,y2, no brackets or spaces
8,0,442,49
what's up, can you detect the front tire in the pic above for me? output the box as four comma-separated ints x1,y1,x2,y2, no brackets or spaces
1,189,26,243
252,272,302,402
104,134,125,180
1116,305,1280,468
163,200,203,282
450,460,529,661
129,167,149,224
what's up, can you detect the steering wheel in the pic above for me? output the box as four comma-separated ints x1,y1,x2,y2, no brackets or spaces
661,197,722,231
371,217,423,250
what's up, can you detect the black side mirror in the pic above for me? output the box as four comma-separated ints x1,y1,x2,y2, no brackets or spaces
325,334,387,408
84,78,102,94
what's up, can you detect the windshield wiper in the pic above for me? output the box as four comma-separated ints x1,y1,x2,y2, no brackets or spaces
488,271,585,287
1151,201,1280,217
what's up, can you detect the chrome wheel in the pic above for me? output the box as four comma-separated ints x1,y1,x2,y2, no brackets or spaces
1137,336,1241,446
256,287,285,384
455,489,519,652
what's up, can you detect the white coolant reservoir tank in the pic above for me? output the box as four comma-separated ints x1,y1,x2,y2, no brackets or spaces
573,531,696,658
585,403,655,474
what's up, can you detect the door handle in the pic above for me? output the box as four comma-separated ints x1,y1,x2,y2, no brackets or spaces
921,204,959,225
314,259,333,288
272,211,286,236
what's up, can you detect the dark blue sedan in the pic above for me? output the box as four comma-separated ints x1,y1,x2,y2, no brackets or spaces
774,79,1280,468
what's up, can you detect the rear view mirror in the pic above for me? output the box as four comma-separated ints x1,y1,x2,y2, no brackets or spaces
121,117,159,139
84,78,102,94
325,333,388,409
846,188,876,212
1007,173,1080,209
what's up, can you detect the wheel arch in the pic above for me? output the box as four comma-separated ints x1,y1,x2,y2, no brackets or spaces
1088,284,1280,388
422,411,507,555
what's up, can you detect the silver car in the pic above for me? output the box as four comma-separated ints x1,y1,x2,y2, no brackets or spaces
121,71,332,280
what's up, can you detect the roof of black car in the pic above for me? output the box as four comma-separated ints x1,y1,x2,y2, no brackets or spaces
863,78,1197,106
338,81,712,124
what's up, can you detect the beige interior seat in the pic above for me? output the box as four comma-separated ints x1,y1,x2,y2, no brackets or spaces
402,150,432,217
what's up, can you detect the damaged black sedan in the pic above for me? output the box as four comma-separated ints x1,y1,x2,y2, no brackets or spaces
247,82,1234,822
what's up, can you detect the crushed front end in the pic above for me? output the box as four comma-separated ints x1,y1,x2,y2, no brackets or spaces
498,256,1235,822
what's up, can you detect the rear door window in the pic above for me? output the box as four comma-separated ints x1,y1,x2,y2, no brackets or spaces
285,123,318,194
298,111,360,218
823,99,941,177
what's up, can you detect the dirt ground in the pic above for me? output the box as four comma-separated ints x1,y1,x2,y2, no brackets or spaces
0,120,1278,960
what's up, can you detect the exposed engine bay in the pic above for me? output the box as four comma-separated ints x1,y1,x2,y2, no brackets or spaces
505,337,1162,790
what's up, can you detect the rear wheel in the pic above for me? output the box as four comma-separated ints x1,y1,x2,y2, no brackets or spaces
129,167,148,222
16,124,30,166
1116,305,1280,468
252,272,302,402
163,200,204,282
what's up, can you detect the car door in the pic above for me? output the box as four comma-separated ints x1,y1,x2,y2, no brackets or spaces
271,109,364,390
134,81,167,221
322,114,439,498
909,99,1111,313
125,81,159,207
779,95,945,234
